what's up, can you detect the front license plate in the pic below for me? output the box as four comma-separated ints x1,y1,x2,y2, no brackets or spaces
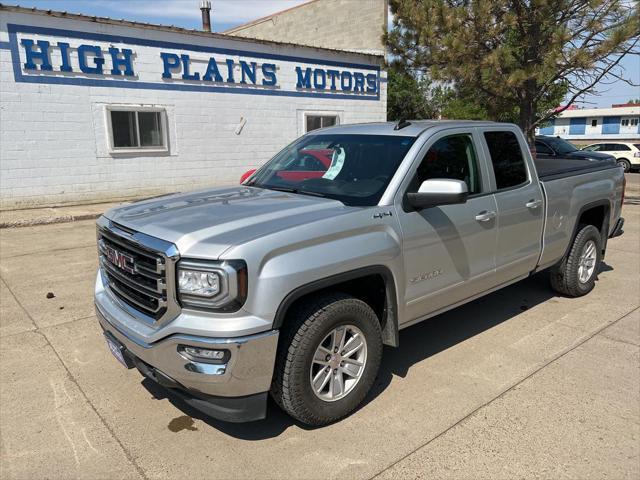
105,334,128,368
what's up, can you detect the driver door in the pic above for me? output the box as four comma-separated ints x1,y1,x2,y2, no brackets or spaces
395,130,498,325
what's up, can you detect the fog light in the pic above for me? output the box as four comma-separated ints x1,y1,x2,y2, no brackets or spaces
179,345,228,363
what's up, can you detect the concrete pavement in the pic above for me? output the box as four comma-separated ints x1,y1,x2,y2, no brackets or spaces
1,202,638,479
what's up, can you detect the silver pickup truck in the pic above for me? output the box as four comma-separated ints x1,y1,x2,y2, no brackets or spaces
95,121,625,426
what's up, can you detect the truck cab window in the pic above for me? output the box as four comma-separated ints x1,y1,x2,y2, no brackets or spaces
484,131,528,189
534,141,553,155
413,134,481,194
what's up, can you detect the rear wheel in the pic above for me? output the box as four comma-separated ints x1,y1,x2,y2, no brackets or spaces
550,224,602,297
617,158,631,172
271,293,382,426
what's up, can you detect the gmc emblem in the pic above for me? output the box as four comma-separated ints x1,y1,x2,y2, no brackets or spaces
104,244,136,274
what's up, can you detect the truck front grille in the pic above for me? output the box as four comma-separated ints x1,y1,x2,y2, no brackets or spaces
97,220,177,322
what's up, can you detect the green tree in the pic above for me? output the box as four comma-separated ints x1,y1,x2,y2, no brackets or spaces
386,0,639,144
387,64,437,120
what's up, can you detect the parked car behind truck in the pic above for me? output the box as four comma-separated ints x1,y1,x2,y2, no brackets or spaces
95,121,625,426
581,142,640,172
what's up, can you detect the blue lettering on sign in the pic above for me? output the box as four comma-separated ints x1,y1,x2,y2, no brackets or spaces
13,29,379,99
240,61,257,84
109,48,134,76
327,70,340,91
180,54,200,80
203,57,223,82
160,52,181,79
225,59,235,83
341,71,353,91
58,42,73,72
295,66,312,89
313,69,326,89
261,63,277,86
78,44,104,74
21,39,53,71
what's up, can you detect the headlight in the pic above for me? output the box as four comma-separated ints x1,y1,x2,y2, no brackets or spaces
178,270,220,297
177,259,247,311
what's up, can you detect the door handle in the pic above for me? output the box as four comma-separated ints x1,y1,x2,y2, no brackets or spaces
475,210,496,222
526,199,543,209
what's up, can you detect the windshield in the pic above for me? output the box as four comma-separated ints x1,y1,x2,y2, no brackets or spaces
247,134,416,206
542,136,578,154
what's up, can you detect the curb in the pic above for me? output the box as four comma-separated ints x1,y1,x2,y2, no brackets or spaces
0,212,101,229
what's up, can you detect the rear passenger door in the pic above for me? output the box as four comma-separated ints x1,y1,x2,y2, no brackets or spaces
481,129,545,285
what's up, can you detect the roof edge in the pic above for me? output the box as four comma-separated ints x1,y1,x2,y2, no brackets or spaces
222,0,319,34
0,3,384,62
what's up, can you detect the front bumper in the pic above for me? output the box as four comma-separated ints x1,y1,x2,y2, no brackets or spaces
102,328,269,422
96,281,279,422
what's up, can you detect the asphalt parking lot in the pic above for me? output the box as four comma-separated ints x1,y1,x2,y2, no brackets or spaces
1,178,639,479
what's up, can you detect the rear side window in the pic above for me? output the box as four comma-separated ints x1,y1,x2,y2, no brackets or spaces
616,144,631,151
484,131,528,190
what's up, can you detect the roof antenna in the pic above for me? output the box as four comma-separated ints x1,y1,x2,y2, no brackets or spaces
394,119,411,130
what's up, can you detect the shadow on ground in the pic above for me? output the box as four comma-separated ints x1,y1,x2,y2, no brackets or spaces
141,265,613,440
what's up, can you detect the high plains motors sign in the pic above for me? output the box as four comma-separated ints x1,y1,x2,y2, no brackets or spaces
6,24,380,100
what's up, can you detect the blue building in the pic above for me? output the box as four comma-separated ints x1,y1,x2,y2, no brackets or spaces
537,105,640,143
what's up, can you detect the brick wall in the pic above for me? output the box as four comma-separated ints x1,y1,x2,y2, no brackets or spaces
0,9,386,209
224,0,388,55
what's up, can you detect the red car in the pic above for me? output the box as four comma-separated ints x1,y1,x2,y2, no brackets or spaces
240,149,333,183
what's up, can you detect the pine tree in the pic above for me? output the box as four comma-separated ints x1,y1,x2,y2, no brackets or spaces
386,0,639,145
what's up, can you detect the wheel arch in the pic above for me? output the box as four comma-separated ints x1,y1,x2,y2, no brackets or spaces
273,266,400,347
565,200,611,258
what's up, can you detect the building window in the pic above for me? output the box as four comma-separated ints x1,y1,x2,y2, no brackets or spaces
108,107,167,152
631,118,639,126
591,119,598,127
305,114,339,133
620,118,638,127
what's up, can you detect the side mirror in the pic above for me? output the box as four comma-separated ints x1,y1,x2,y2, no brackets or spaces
406,179,469,210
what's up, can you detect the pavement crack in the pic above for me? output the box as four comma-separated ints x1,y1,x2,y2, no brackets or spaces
369,305,640,480
0,243,97,260
1,278,148,480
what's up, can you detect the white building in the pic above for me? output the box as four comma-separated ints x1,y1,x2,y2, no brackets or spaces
0,5,387,209
537,105,640,143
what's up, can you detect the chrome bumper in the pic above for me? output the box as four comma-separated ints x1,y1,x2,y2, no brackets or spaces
96,300,279,399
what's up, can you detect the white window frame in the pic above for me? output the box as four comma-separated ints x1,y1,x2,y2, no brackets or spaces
106,105,169,154
303,111,341,133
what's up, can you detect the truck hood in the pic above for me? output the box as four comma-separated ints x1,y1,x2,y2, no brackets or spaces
104,186,353,258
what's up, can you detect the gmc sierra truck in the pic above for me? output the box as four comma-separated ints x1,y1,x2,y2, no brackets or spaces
95,121,625,426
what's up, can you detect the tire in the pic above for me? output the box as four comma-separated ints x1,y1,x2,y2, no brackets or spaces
271,292,383,426
617,158,631,173
550,224,602,297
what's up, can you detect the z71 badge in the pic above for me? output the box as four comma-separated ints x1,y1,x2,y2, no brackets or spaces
410,269,443,284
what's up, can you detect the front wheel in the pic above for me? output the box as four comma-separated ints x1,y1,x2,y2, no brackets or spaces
550,224,602,297
271,293,383,426
617,158,631,173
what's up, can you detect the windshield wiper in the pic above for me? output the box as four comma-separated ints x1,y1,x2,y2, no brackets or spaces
264,186,299,193
261,185,330,199
297,190,328,198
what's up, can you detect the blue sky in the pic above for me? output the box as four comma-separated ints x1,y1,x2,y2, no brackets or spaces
10,0,640,107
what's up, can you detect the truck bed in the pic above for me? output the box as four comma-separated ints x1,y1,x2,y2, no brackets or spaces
535,157,617,181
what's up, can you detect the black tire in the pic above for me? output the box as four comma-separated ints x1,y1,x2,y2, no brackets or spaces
550,224,602,297
617,158,631,173
271,292,383,426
